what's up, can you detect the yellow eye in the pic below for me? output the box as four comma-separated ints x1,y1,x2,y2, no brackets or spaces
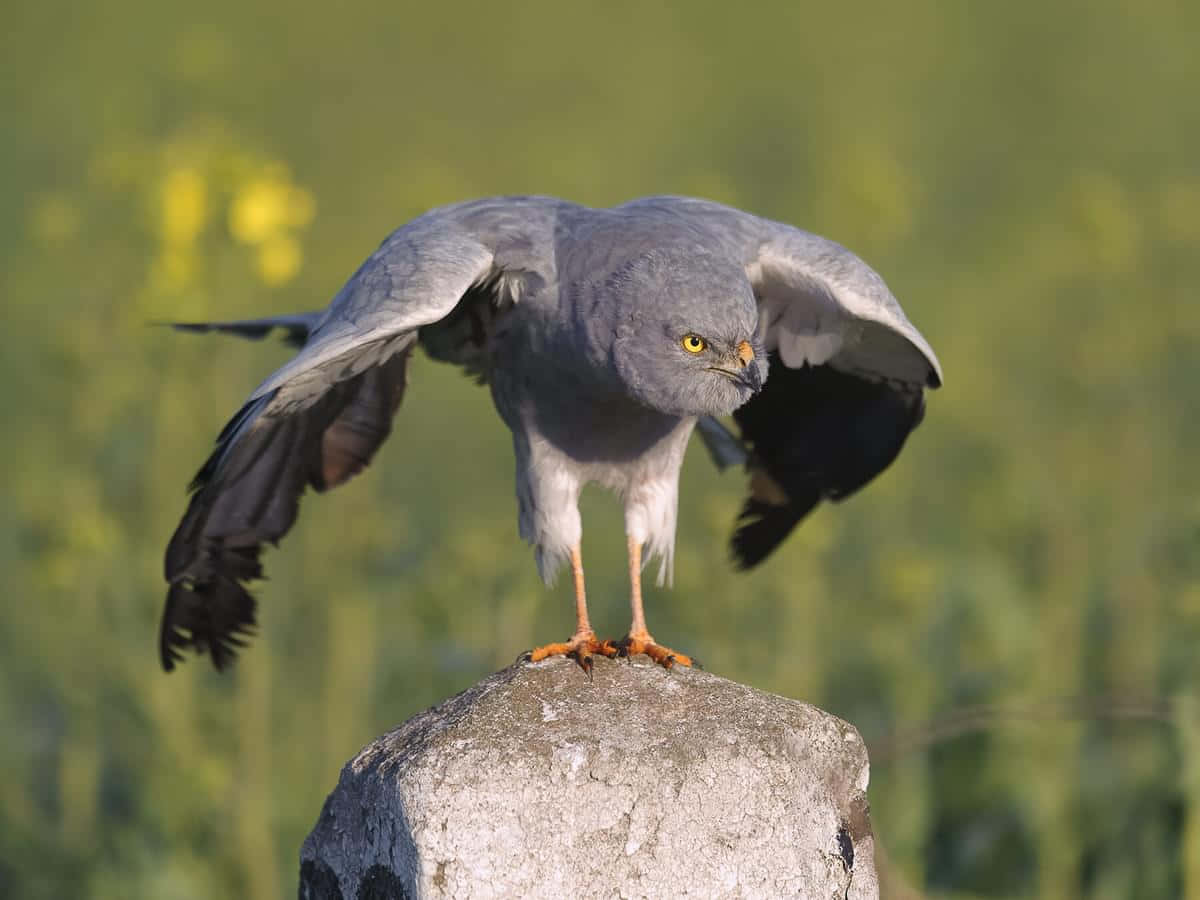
681,334,707,353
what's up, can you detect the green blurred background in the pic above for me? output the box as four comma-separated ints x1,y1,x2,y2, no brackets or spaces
3,0,1199,896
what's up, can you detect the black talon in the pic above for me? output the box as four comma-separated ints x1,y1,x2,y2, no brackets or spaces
574,650,593,676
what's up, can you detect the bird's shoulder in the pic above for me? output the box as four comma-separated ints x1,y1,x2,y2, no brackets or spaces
360,197,787,298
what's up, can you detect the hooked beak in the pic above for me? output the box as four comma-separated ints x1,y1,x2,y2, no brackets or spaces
736,340,762,393
709,340,763,394
739,361,763,393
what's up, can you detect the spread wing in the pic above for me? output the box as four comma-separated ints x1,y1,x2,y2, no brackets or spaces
160,197,562,671
731,214,941,566
621,197,942,567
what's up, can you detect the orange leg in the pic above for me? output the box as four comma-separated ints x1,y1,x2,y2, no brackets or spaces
527,545,617,674
616,536,696,669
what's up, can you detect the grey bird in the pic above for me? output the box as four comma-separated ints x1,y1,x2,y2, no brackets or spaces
160,195,942,672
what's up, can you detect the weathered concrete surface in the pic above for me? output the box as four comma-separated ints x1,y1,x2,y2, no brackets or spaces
299,656,876,899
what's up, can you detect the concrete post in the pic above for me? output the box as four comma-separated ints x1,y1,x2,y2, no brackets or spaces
300,657,876,899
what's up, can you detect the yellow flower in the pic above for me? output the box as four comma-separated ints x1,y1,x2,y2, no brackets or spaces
229,172,315,245
160,168,208,246
257,233,302,286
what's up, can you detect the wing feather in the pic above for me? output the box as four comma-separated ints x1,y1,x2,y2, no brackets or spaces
730,358,927,567
618,198,941,566
160,200,564,671
161,346,412,670
166,312,323,348
728,216,939,566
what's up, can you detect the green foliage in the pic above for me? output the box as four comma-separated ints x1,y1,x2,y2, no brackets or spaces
3,0,1199,896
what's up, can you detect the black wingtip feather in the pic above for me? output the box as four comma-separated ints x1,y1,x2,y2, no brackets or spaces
160,573,259,672
164,317,314,348
731,500,804,570
729,355,928,567
161,343,411,673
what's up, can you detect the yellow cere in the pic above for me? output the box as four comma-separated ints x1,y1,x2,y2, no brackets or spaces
681,334,707,353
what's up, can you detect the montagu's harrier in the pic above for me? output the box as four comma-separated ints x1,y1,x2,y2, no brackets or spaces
161,196,941,672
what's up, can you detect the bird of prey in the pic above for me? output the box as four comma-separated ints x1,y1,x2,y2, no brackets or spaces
160,195,941,673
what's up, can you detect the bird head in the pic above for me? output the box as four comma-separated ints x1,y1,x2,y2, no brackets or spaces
608,247,768,417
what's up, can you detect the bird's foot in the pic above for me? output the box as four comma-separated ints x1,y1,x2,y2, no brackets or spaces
615,631,698,670
525,630,619,675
